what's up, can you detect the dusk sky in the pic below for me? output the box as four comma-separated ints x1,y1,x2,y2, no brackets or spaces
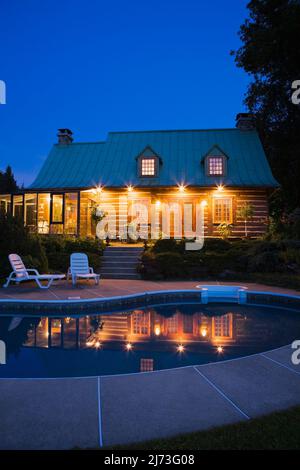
0,0,249,187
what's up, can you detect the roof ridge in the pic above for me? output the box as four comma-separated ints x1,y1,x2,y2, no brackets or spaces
54,141,106,146
108,128,246,134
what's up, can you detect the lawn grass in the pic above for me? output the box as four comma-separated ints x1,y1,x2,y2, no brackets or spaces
110,406,300,450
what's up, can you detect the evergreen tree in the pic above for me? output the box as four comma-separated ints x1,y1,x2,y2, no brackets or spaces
0,166,18,192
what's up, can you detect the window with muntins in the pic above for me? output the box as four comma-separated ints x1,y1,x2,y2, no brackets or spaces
141,158,156,176
208,156,224,175
213,198,232,224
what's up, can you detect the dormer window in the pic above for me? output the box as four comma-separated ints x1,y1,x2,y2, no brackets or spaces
208,156,224,176
141,158,156,176
137,146,161,178
203,145,228,177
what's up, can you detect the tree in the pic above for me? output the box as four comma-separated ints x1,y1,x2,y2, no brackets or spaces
237,203,254,237
232,0,300,211
0,166,18,193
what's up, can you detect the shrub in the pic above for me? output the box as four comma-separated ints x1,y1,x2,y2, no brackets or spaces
0,213,48,279
151,238,185,254
155,252,184,278
202,238,231,252
248,251,283,273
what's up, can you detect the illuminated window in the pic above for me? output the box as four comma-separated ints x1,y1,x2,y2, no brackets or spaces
212,314,233,339
37,193,50,234
213,198,232,224
65,193,78,235
52,194,63,223
132,312,150,335
25,194,37,231
208,156,224,175
183,315,193,334
13,195,23,218
166,315,178,334
0,194,11,214
141,158,156,176
140,358,154,372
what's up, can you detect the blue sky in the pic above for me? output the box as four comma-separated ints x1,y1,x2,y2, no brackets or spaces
0,0,249,187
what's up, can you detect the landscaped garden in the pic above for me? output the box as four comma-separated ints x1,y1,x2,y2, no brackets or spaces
138,237,300,290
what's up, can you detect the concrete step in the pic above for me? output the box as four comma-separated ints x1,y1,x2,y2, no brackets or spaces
101,261,138,268
101,273,140,279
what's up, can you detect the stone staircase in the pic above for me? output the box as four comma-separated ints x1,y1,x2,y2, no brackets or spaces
99,314,129,341
100,246,143,279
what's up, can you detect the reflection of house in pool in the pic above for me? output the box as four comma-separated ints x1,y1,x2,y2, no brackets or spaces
23,306,286,355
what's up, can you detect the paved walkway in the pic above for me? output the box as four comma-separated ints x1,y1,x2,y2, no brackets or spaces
1,279,300,302
0,344,299,449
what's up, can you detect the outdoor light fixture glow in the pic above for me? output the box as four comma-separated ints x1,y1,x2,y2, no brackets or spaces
217,346,224,354
154,325,161,336
155,200,161,207
95,341,101,349
177,344,185,353
201,200,208,207
178,184,186,193
125,342,133,351
127,185,134,192
216,184,224,192
86,341,93,347
200,327,208,337
94,185,103,194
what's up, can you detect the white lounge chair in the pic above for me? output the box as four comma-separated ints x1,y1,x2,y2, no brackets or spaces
3,254,65,289
67,253,100,286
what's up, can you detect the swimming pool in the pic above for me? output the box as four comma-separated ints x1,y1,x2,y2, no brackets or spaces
1,300,300,378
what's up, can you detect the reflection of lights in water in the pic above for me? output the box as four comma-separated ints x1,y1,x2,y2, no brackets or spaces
217,346,224,354
154,325,161,336
200,327,207,337
125,343,133,351
177,344,185,353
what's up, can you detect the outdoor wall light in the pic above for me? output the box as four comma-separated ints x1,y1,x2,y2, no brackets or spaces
216,184,224,192
217,345,224,354
154,325,161,336
200,327,208,337
95,341,101,349
125,342,133,351
127,185,134,192
178,184,186,193
177,344,185,353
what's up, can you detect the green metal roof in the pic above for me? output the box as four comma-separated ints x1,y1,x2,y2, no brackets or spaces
29,128,279,189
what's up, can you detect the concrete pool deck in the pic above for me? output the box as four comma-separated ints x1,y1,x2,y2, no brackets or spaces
0,280,300,449
0,344,299,449
1,278,300,302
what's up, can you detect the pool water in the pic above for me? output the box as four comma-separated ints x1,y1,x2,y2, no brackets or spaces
0,302,300,378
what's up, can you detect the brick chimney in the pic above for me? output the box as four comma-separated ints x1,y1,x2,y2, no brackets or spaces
236,113,255,130
57,128,73,145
